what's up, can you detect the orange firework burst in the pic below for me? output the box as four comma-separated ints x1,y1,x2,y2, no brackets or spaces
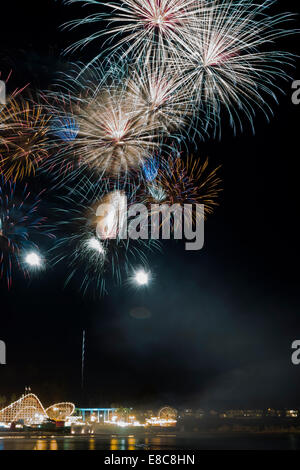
0,96,50,181
145,153,222,220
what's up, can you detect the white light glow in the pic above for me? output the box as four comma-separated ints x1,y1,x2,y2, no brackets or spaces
145,417,177,427
25,252,42,268
87,237,105,255
134,270,150,286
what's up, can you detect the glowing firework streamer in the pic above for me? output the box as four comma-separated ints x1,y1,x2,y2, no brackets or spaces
143,155,160,182
61,0,204,61
0,180,53,288
0,70,29,105
51,115,79,142
60,0,297,134
43,63,163,181
144,152,222,223
51,183,159,296
125,57,197,136
177,0,297,132
0,95,51,181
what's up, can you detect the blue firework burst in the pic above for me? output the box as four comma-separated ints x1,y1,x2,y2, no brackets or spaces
50,116,79,142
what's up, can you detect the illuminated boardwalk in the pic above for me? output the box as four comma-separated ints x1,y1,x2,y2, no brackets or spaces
0,393,75,425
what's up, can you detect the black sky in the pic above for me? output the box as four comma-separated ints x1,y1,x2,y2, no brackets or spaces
0,0,300,410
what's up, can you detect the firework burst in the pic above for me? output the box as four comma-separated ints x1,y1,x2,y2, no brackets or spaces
177,0,297,132
51,184,159,296
125,57,196,136
144,152,222,220
143,154,160,182
60,0,297,135
43,63,164,181
51,115,79,142
0,180,53,288
62,0,203,61
0,96,50,181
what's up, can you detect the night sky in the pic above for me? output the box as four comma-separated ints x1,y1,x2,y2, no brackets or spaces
0,0,300,411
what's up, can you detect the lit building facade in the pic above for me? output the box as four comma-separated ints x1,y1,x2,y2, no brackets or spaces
76,408,117,423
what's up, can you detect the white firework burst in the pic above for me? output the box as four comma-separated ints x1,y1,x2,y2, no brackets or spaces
62,0,204,61
177,0,297,132
60,0,297,135
43,63,164,179
125,56,196,136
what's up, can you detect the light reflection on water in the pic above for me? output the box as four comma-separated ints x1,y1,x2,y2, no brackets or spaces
0,435,141,451
1,433,300,450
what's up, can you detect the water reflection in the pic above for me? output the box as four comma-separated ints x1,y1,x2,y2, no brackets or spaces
34,439,47,451
0,435,164,450
120,438,126,451
1,433,299,450
50,439,58,451
110,437,118,450
128,436,136,450
89,438,95,450
110,436,137,450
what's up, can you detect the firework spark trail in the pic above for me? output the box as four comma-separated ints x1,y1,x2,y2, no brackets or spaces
51,183,160,296
143,155,160,182
177,0,297,132
0,1,295,292
125,56,199,137
51,115,79,142
144,151,222,222
0,70,29,104
61,0,204,61
45,86,160,176
0,95,51,181
60,0,297,134
41,62,177,182
0,179,53,288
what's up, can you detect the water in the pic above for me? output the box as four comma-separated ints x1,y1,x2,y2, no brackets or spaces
1,433,300,450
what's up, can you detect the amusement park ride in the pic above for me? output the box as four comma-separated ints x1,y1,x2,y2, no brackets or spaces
0,389,178,430
0,390,75,426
